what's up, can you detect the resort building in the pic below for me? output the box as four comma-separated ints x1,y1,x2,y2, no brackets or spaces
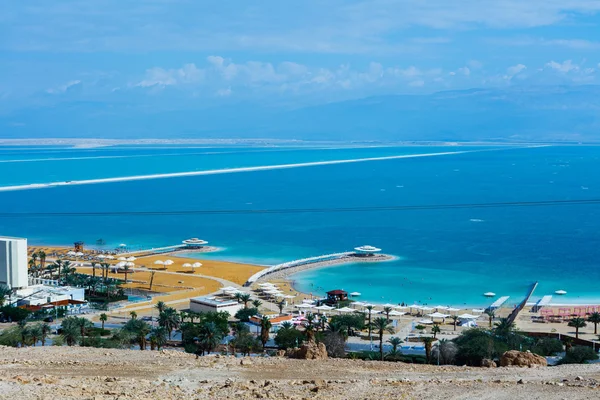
14,284,86,311
326,289,348,304
353,245,382,257
0,236,28,289
189,296,243,315
182,238,208,249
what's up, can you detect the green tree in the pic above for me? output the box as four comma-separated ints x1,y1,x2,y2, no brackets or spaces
277,300,285,315
303,314,317,341
450,315,459,331
234,307,258,322
371,317,394,361
0,284,11,306
386,336,403,360
158,307,181,339
149,327,168,350
130,311,137,320
493,317,515,341
568,317,587,339
61,317,82,346
196,322,223,356
587,312,600,335
561,346,599,364
382,306,393,322
155,301,166,314
239,293,251,308
40,323,51,346
421,336,436,364
484,309,495,328
99,313,108,331
122,318,151,350
431,324,441,339
77,317,93,346
252,299,262,309
274,322,304,349
38,250,47,270
260,317,272,349
123,265,131,284
231,323,259,356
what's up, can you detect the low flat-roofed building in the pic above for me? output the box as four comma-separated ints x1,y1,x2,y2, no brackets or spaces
14,284,85,308
0,236,28,289
190,296,243,316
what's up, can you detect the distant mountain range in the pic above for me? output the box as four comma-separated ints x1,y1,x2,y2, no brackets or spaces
2,86,600,142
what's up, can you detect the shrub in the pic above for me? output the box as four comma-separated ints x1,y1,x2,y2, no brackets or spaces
560,346,599,364
531,337,564,356
235,307,258,322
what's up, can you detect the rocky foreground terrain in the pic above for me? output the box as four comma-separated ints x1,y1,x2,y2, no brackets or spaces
0,346,599,399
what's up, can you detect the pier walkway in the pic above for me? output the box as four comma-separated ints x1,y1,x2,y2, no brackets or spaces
489,296,510,310
507,281,538,324
244,252,353,286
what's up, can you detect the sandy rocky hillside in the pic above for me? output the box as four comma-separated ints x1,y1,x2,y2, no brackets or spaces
0,346,599,399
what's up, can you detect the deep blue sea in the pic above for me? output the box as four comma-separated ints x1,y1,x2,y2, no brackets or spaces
0,144,599,307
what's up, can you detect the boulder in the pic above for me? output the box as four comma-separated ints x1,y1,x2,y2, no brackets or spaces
500,350,547,368
481,359,497,368
291,340,328,360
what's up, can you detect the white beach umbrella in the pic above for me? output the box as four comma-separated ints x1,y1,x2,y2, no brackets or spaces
154,260,164,266
555,290,567,295
118,257,127,261
283,295,295,299
106,255,114,260
418,319,434,325
336,307,357,313
116,261,126,268
457,313,479,319
126,256,136,262
164,259,174,266
381,303,397,308
483,292,496,297
97,255,106,259
192,262,202,269
394,305,409,310
434,306,449,310
420,306,434,312
427,312,450,319
388,310,406,317
315,305,334,311
67,251,76,256
182,263,192,267
125,262,135,267
446,307,461,313
296,304,314,309
472,309,485,314
75,252,84,257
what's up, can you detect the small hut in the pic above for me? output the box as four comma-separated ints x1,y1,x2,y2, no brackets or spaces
326,289,348,304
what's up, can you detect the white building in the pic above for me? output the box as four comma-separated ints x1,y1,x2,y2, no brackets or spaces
0,236,28,289
15,285,85,308
190,296,242,316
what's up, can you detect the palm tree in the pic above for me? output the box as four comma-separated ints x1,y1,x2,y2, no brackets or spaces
91,262,97,278
149,327,168,350
260,317,272,350
38,250,47,269
587,312,600,335
155,301,166,314
421,336,436,363
77,317,93,346
303,314,317,341
123,265,131,284
372,317,394,361
54,259,64,280
319,314,328,331
277,300,285,315
31,252,39,271
28,258,37,278
365,305,375,341
0,284,12,306
484,309,495,328
99,313,108,331
252,299,263,309
100,262,110,284
240,293,251,308
431,324,441,339
450,315,459,331
493,317,515,340
197,322,223,355
40,323,51,346
123,318,151,350
568,317,587,339
130,311,138,320
387,336,403,353
158,307,181,339
382,306,393,322
234,292,243,304
28,324,42,346
149,270,156,291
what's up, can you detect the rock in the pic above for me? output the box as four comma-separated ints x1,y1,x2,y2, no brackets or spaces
517,379,525,384
276,350,286,357
500,351,547,368
290,340,328,360
240,358,252,366
575,376,583,381
481,359,497,368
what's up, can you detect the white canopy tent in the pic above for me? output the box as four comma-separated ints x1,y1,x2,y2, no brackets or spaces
457,313,480,319
427,312,450,319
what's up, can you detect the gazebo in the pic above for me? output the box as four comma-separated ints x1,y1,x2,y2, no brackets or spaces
326,289,348,304
353,245,381,257
182,238,208,249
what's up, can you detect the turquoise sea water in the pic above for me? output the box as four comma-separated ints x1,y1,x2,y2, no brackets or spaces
0,144,598,306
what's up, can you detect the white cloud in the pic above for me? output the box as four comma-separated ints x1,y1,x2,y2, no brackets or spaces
545,60,579,73
504,64,527,80
137,64,204,87
46,80,81,94
216,87,232,97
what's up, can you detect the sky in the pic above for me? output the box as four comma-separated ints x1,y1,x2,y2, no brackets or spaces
2,0,600,138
